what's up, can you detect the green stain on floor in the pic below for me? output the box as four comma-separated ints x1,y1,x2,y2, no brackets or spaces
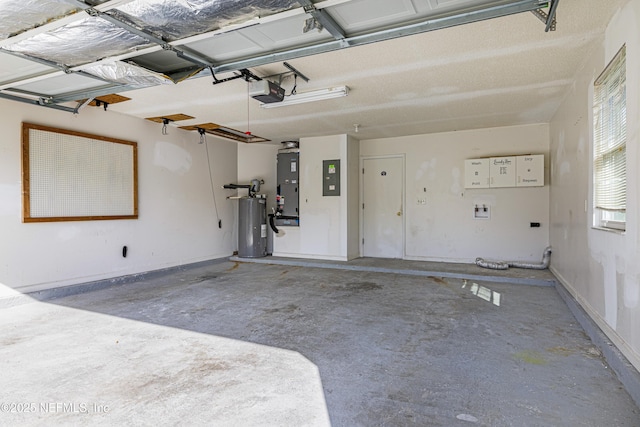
514,350,548,365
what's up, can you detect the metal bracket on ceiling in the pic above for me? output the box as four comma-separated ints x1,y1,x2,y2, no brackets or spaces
84,7,100,18
95,99,109,111
74,97,94,114
197,127,206,144
531,0,559,32
262,62,310,88
161,118,172,135
298,0,347,44
283,62,309,83
209,68,262,85
240,69,262,82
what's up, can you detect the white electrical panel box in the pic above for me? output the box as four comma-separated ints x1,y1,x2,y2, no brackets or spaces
516,154,544,187
489,156,516,188
464,159,490,188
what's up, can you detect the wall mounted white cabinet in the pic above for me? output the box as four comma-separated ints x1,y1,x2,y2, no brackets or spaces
516,154,544,187
489,156,516,188
464,158,490,188
465,154,544,189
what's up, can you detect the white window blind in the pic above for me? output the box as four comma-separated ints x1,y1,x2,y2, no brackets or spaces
593,45,626,222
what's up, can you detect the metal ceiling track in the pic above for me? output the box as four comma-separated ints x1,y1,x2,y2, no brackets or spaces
0,91,77,113
0,30,126,108
81,6,215,69
0,0,139,111
0,0,215,110
0,0,556,113
212,0,553,74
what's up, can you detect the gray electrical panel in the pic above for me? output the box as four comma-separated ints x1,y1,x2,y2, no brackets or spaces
323,159,340,196
276,150,299,226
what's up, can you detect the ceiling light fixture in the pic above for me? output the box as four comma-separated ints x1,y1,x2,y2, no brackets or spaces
261,86,349,109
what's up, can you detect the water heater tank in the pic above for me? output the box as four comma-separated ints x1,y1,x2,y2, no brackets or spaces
238,197,267,258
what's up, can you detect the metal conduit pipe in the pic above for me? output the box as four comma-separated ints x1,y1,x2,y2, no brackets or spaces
508,246,552,270
475,258,509,270
476,246,552,270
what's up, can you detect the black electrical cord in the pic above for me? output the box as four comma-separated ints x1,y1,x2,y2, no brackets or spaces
204,140,222,228
268,214,279,234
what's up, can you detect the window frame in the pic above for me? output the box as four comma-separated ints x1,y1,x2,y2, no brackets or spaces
592,44,626,233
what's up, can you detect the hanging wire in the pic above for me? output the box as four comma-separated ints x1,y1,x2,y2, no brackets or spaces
203,135,221,229
198,127,206,144
246,81,251,136
290,74,298,95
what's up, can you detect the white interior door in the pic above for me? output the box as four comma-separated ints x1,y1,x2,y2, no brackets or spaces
362,157,404,258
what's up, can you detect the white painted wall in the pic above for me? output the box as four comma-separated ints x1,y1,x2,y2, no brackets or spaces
549,0,640,371
346,135,361,260
273,134,359,260
361,124,550,263
0,99,237,296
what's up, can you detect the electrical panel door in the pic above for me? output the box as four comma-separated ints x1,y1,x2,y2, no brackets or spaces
323,159,340,196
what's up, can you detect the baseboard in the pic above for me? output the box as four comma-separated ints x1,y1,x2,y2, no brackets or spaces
233,256,555,287
551,267,640,408
403,255,471,263
270,252,349,261
0,257,229,310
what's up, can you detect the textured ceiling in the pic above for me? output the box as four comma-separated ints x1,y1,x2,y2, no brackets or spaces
0,0,626,143
104,0,624,142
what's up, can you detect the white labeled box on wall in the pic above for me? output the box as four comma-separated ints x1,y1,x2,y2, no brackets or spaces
516,154,544,187
489,156,516,188
464,159,490,188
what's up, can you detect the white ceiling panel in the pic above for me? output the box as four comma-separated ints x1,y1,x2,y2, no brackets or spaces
185,14,333,62
185,32,265,62
327,0,418,32
11,73,115,97
244,14,334,49
328,0,508,33
429,0,479,7
0,53,54,86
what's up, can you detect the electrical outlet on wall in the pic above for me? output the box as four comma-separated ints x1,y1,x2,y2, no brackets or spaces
417,197,427,205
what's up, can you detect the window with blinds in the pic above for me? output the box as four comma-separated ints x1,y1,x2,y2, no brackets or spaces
593,45,626,231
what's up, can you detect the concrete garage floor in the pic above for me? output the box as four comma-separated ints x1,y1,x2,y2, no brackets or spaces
1,259,638,426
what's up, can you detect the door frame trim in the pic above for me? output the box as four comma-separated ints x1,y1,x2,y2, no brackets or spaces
359,154,406,259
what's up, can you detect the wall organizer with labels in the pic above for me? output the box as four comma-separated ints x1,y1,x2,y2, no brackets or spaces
464,154,544,189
